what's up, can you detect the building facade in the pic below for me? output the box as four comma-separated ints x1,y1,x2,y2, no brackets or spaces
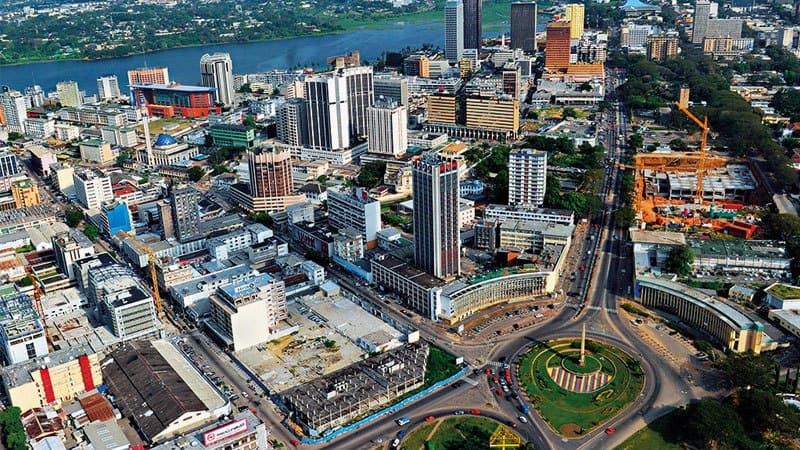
366,101,408,157
56,81,82,108
508,148,547,207
445,0,465,62
545,21,572,72
0,90,28,134
463,0,482,51
564,3,585,38
73,169,113,210
327,186,382,249
277,98,308,147
127,67,170,86
200,53,235,107
97,75,121,101
170,185,200,242
413,154,460,279
305,75,350,151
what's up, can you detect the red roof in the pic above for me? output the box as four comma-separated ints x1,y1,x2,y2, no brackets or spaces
113,184,139,197
79,392,115,422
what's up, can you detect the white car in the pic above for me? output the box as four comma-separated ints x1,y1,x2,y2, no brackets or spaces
519,416,528,423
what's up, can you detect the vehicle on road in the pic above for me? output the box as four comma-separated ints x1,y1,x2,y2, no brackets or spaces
495,389,502,396
290,439,299,446
424,415,435,422
397,430,407,439
396,417,410,426
454,410,465,415
391,438,400,448
470,409,481,415
518,416,528,423
509,421,517,428
605,427,616,435
520,405,529,414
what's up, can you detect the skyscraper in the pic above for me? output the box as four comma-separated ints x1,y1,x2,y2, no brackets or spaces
170,185,200,242
200,53,235,107
56,81,82,107
508,148,547,207
692,0,711,44
445,0,465,62
340,65,374,139
544,22,571,72
305,75,350,151
367,100,408,157
564,3,585,39
463,0,483,51
0,89,28,134
511,2,538,54
412,154,460,279
247,146,293,199
127,67,170,86
97,75,121,100
277,98,308,147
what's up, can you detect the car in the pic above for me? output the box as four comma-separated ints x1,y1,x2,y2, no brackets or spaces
396,417,410,426
391,438,400,449
424,416,435,422
397,430,407,439
509,421,518,428
495,389,502,396
290,439,299,446
511,392,519,399
605,427,616,435
454,410,466,415
242,392,248,398
518,416,528,423
470,409,481,415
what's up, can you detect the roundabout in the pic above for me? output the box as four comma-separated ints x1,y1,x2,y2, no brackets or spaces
517,337,644,437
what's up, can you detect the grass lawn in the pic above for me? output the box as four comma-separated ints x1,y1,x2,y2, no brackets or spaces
518,339,644,436
401,417,515,450
614,410,684,450
424,345,461,387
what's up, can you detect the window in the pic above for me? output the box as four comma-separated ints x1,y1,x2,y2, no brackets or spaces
26,342,37,359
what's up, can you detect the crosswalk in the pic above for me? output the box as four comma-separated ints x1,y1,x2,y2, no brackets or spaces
585,305,618,313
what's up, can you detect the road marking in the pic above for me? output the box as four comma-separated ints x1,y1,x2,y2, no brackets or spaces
463,377,479,386
606,308,618,314
586,306,601,311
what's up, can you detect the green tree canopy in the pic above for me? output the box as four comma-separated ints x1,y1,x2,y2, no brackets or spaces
65,207,83,228
665,246,694,276
356,161,387,188
83,223,99,241
188,166,206,182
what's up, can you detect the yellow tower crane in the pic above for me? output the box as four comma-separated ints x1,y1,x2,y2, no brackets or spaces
673,101,710,204
118,231,163,318
25,266,52,349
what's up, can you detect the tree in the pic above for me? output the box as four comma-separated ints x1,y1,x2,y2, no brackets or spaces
562,107,579,119
356,161,386,188
665,246,694,276
238,83,251,93
212,164,228,175
82,223,99,241
6,132,22,141
317,175,328,186
720,352,775,391
680,399,745,449
736,388,800,435
188,166,206,182
243,115,257,127
65,207,83,227
614,206,636,228
252,212,272,226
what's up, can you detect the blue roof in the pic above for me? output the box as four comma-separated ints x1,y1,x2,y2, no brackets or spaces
155,134,177,147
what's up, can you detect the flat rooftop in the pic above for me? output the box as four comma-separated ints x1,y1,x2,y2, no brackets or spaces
373,254,446,289
765,283,800,301
687,239,789,261
2,342,96,388
130,83,215,93
149,411,262,450
630,230,687,246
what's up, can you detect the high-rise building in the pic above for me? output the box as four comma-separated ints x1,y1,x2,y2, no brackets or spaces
545,22,572,72
374,76,410,106
72,169,113,210
412,154,460,279
339,65,374,139
0,151,21,178
0,89,28,134
11,179,40,208
200,53,235,107
277,98,308,147
127,67,170,86
692,0,711,44
463,0,482,51
466,95,519,133
327,186,382,248
502,63,521,98
96,75,121,100
367,101,408,157
170,185,200,242
647,32,680,62
679,86,691,108
248,146,293,199
24,85,44,108
511,2,538,54
404,55,430,78
56,81,82,108
508,148,547,207
620,24,653,50
53,230,96,280
445,0,465,62
426,93,458,125
564,4,585,39
305,75,350,151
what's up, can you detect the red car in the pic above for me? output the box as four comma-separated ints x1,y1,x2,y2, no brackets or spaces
495,389,502,396
493,376,499,384
509,421,517,428
484,367,491,375
424,415,435,422
290,439,300,446
470,409,481,415
605,427,616,435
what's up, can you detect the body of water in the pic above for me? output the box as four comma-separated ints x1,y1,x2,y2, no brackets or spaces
0,19,544,95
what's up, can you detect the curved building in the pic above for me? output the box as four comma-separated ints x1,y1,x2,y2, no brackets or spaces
636,277,764,353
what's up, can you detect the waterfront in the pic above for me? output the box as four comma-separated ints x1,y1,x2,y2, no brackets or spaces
0,18,547,95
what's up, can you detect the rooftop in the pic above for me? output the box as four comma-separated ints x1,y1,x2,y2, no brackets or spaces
149,411,262,450
687,238,788,261
219,273,274,300
766,283,800,301
130,83,215,93
630,230,687,246
83,420,130,450
2,343,96,388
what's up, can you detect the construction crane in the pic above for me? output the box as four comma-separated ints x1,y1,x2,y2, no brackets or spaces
24,266,52,348
117,231,163,318
674,101,710,204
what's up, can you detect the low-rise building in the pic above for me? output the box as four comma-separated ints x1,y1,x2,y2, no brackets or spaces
484,204,574,225
210,124,255,149
371,254,445,320
0,285,48,365
150,411,270,450
498,220,573,252
764,283,800,310
79,139,114,165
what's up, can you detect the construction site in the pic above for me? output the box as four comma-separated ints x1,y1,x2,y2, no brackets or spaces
624,90,767,235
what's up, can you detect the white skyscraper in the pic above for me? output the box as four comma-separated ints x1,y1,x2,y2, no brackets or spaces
0,89,28,134
339,65,374,139
508,148,547,207
305,75,350,151
200,53,235,107
96,75,121,100
366,100,408,157
56,81,82,108
445,0,465,62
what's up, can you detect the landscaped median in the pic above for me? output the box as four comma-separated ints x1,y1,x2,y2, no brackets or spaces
517,339,644,436
401,416,523,450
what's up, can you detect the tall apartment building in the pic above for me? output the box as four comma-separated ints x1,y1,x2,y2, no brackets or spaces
170,185,200,242
508,149,547,207
374,76,410,106
305,75,350,151
72,169,113,210
327,186,382,249
427,93,458,125
127,67,170,86
692,0,711,44
621,24,653,50
463,0,482,51
511,2,538,53
96,75,121,100
412,154,460,279
207,274,287,352
0,286,48,365
466,96,519,133
339,65,374,139
366,101,408,157
404,55,430,78
564,3,585,39
248,146,293,198
200,53,235,107
52,230,96,280
56,81,82,108
0,89,28,134
545,22,572,72
647,32,680,62
0,151,21,178
277,98,308,147
24,85,45,108
445,0,465,62
502,63,521,98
